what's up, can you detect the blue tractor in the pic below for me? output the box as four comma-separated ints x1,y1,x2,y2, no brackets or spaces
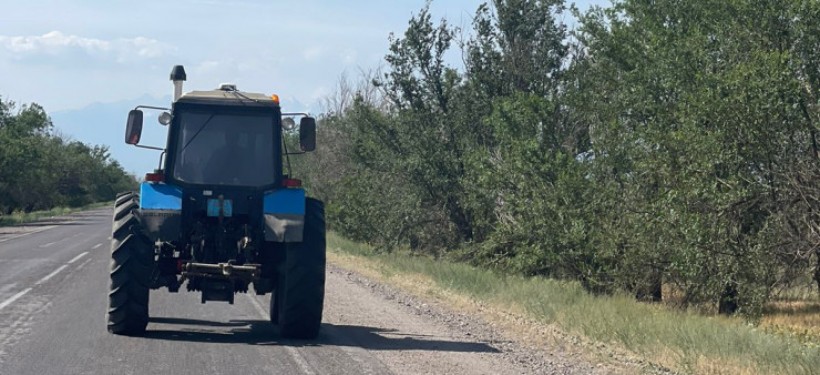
108,65,325,339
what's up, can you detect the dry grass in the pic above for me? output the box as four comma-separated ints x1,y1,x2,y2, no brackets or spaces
664,281,820,345
760,300,820,345
647,282,820,346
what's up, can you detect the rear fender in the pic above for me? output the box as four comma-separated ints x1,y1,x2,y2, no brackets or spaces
138,182,182,241
263,188,305,242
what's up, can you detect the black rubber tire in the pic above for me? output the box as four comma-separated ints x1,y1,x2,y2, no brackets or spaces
273,198,326,339
107,193,153,335
270,283,280,324
115,191,136,207
114,192,138,221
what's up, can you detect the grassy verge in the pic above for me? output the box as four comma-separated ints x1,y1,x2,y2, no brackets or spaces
760,300,820,345
327,232,820,375
0,201,112,227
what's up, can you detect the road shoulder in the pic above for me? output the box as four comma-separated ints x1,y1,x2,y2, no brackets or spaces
327,250,667,375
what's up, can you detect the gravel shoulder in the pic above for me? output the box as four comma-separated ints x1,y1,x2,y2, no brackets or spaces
327,251,674,375
323,265,530,374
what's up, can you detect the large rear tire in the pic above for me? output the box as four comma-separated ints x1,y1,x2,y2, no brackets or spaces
273,198,326,339
107,193,153,335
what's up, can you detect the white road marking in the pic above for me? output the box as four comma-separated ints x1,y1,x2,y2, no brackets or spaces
35,265,68,285
247,295,317,375
283,337,318,372
74,257,93,271
0,288,32,311
0,246,93,313
68,252,89,264
39,241,57,248
91,243,102,250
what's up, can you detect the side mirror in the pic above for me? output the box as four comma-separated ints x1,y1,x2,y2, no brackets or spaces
125,110,144,145
299,117,316,152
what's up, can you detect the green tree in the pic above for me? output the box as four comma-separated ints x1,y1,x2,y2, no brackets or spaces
0,96,137,214
575,0,820,314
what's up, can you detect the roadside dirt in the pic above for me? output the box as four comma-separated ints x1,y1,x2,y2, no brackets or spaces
326,252,674,375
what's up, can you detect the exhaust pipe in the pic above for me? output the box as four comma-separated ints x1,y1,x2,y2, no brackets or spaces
170,65,187,102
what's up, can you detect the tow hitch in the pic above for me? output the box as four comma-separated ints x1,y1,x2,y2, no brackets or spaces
182,262,261,304
182,262,261,279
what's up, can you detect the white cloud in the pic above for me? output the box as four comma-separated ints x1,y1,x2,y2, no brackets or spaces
193,60,222,74
190,58,268,87
0,31,175,64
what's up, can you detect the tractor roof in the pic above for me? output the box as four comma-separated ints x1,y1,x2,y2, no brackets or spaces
176,88,279,108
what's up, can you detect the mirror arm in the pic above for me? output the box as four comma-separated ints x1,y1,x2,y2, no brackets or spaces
282,112,310,117
135,105,171,111
134,144,165,151
158,150,166,170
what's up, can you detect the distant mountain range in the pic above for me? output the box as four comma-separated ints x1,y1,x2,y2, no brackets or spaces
49,94,317,176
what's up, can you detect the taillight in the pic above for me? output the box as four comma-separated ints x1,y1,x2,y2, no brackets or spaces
145,171,164,182
282,178,302,188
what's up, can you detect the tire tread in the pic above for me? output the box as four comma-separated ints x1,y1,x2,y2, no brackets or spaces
275,198,326,339
107,192,152,336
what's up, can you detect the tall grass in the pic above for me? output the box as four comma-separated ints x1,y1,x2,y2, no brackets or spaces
328,233,820,375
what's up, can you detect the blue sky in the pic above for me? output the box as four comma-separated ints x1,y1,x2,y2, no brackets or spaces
0,0,607,174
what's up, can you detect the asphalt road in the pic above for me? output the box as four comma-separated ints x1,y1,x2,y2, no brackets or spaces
0,209,524,375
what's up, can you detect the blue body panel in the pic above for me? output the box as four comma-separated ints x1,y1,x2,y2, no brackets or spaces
140,182,183,210
207,199,233,217
263,188,305,215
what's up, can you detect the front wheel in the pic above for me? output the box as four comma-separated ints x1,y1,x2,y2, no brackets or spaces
272,198,326,339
